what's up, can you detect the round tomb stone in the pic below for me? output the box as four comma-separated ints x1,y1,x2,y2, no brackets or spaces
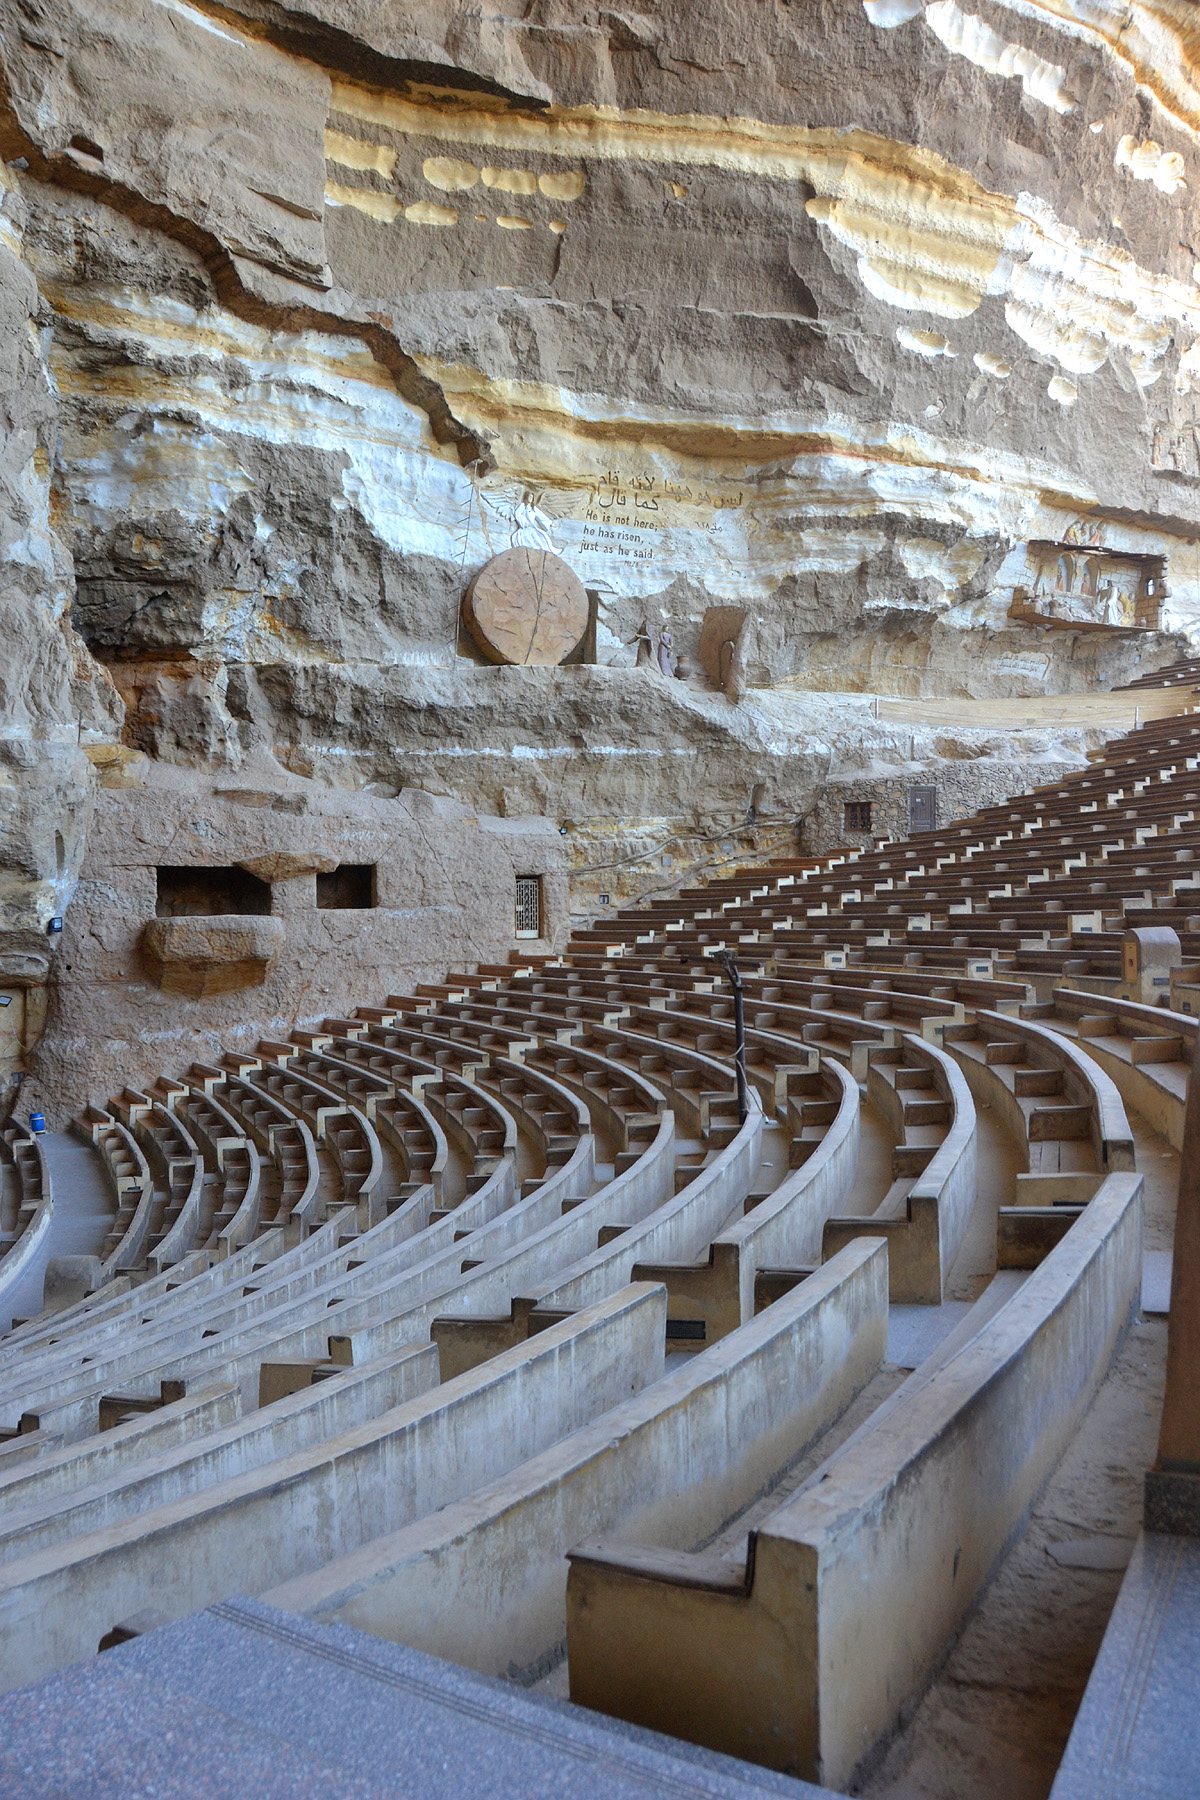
463,549,589,666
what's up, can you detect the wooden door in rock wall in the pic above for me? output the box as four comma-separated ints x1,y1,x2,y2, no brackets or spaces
0,988,27,1110
0,986,25,1080
0,987,45,1108
908,786,937,833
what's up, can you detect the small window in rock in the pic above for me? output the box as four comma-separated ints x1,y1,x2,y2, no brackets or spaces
317,864,376,910
515,875,543,938
156,866,272,918
844,801,873,833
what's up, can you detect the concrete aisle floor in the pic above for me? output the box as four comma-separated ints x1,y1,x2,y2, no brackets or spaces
0,1133,113,1334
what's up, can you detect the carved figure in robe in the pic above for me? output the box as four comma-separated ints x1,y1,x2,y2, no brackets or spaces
628,618,655,668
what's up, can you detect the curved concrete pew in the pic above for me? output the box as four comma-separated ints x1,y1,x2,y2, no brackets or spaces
0,1186,336,1365
727,972,964,1040
105,1094,206,1274
297,1036,498,1205
319,1108,676,1370
577,1018,742,1138
759,959,1034,1015
530,1088,761,1315
189,1066,322,1234
641,983,897,1081
630,1055,860,1343
0,1121,53,1307
595,1001,820,1117
579,955,1030,1026
0,1340,439,1565
0,1055,666,1433
0,1094,538,1412
152,1079,264,1256
429,1089,762,1374
0,1180,377,1375
299,1032,589,1224
565,1169,1144,1790
267,1238,888,1679
431,1000,743,1146
79,1045,657,1392
322,1029,543,1195
352,1005,511,1068
361,1011,717,1207
243,1058,384,1223
822,1035,977,1303
0,1195,430,1433
944,1010,1135,1266
73,1107,156,1279
1044,988,1195,1148
267,1042,491,1216
505,1039,670,1168
0,1282,667,1696
0,1382,240,1497
0,1198,401,1417
0,1221,282,1363
476,1057,596,1207
0,1239,358,1433
296,1059,452,1209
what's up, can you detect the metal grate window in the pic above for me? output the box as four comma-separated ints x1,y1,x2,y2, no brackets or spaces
515,875,542,938
844,801,873,833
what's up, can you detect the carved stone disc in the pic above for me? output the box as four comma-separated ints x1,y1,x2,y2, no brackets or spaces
463,549,589,666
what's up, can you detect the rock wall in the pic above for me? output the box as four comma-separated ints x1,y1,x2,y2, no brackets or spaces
28,755,566,1121
3,0,1200,1106
0,147,121,1112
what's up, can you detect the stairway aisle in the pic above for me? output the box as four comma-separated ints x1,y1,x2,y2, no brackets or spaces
0,1134,113,1333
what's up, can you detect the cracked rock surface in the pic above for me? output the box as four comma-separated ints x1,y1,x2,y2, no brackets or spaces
2,0,1200,1092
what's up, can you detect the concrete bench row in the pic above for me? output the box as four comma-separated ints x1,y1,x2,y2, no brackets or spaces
823,1033,976,1303
268,1237,888,1687
0,1121,53,1311
565,1169,1144,1790
0,1283,669,1696
944,1011,1135,1268
0,1030,691,1432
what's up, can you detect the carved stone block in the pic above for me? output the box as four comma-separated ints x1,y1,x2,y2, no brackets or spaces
463,550,589,666
141,916,285,998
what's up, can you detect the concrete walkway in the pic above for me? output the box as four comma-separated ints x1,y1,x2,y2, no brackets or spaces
0,1134,113,1334
0,1597,841,1800
1051,1530,1200,1800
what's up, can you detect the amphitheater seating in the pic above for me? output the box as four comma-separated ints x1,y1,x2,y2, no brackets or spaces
0,1285,666,1695
822,1032,976,1302
566,1170,1144,1790
265,1237,888,1678
0,657,1196,1789
0,1122,52,1311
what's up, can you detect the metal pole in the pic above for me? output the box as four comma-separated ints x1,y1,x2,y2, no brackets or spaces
715,950,749,1127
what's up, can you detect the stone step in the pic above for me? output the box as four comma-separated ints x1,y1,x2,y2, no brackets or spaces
0,1597,839,1800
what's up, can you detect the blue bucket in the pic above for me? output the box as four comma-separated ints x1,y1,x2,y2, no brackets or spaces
29,1112,45,1135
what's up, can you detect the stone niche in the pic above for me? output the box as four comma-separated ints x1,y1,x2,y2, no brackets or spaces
697,608,748,700
141,916,285,998
1010,545,1166,631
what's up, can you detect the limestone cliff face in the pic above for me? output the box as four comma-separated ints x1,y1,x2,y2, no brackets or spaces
3,0,1200,1093
0,148,120,1110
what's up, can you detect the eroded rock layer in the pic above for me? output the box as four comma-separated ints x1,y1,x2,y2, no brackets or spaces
4,0,1200,1104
